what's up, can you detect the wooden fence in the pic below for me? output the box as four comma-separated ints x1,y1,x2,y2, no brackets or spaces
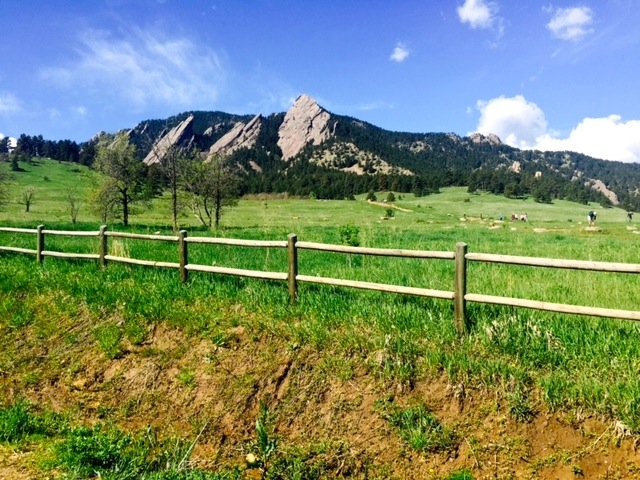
1,225,639,335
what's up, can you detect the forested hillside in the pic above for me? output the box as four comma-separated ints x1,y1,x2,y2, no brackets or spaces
4,95,640,210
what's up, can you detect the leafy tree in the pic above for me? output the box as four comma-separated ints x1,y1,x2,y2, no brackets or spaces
10,154,20,172
148,145,194,232
89,179,120,224
184,155,239,229
93,134,146,227
0,137,8,155
20,187,35,212
366,190,377,201
66,188,81,224
386,191,396,202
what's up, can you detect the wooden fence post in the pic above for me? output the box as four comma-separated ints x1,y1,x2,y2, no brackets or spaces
36,225,45,264
179,230,188,283
99,225,108,267
454,242,468,335
288,233,298,303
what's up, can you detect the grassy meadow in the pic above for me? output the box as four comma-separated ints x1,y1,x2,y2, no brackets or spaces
2,158,640,478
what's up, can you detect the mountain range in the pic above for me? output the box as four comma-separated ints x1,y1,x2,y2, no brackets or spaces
120,94,640,210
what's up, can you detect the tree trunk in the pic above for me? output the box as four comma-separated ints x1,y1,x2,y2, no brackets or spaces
122,189,129,227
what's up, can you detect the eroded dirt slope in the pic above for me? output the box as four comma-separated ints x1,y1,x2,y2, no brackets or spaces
2,319,640,479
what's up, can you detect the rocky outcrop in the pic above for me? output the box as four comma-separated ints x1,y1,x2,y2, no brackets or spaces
589,179,619,205
277,94,332,160
309,141,413,176
143,115,194,165
209,114,262,157
469,133,502,145
509,161,522,173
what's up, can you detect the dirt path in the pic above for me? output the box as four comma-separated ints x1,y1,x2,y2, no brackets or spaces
367,200,414,212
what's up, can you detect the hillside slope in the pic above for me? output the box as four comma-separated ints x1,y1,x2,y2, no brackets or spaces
116,94,640,209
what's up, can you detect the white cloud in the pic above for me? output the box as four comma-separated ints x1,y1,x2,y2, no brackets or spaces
457,0,498,30
390,42,410,62
536,116,640,163
0,92,21,114
41,28,226,111
546,6,594,42
475,95,548,149
474,95,640,162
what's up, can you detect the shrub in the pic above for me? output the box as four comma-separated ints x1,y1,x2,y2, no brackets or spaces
338,225,360,247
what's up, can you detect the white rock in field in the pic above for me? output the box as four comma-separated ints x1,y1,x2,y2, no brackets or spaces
245,453,260,467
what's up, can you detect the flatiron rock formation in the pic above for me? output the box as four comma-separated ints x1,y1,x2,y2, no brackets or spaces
209,114,262,157
277,94,332,160
143,115,194,165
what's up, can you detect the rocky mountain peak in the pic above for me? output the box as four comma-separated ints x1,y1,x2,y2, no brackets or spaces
277,94,332,160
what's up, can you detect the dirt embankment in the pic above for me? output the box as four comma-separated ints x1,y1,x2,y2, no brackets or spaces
2,319,640,480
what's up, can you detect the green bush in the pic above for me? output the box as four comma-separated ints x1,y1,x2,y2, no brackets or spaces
338,225,360,247
0,400,65,443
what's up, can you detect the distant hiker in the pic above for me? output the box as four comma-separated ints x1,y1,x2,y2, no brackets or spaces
588,211,597,226
628,212,633,222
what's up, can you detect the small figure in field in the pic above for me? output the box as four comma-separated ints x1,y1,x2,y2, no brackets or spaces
627,211,634,222
521,213,528,222
588,210,597,226
512,213,518,221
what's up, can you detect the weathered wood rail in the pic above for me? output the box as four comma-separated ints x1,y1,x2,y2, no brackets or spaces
1,225,639,334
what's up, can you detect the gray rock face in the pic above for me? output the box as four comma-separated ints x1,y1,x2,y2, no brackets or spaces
277,94,332,160
209,114,262,157
469,133,502,145
143,115,194,165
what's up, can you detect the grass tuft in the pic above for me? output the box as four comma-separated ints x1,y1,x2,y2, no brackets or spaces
376,399,457,453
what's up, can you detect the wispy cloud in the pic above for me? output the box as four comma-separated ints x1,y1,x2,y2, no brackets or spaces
40,28,227,111
0,91,21,114
457,0,499,30
474,94,640,162
357,100,396,111
389,42,410,63
546,6,594,42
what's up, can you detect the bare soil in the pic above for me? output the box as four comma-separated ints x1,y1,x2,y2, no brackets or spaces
2,321,640,479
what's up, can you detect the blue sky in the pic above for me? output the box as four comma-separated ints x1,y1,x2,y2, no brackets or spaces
2,0,640,162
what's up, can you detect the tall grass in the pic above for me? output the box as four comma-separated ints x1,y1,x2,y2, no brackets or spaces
3,160,640,475
2,219,640,434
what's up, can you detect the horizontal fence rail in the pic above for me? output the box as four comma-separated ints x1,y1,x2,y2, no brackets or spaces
0,224,638,334
466,252,640,274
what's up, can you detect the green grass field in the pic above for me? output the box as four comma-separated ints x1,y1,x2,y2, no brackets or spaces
2,158,640,479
